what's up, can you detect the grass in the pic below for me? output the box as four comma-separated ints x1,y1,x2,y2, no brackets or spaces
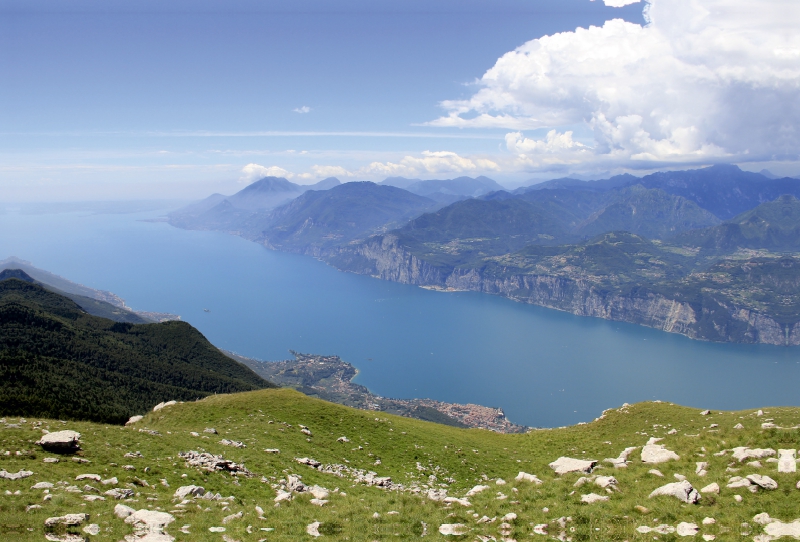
2,388,800,540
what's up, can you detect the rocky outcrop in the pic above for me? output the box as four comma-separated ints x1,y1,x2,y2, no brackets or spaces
327,235,798,345
36,431,81,452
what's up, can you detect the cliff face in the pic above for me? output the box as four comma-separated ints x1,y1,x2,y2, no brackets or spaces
328,235,797,346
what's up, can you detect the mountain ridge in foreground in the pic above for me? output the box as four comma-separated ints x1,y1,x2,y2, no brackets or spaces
0,277,272,424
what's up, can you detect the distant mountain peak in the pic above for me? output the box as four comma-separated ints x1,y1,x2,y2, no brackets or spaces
0,268,35,282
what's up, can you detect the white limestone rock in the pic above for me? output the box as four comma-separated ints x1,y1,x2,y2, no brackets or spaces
581,493,609,503
125,415,143,426
641,439,680,464
676,522,699,537
45,513,89,527
727,476,752,489
604,446,638,468
731,447,775,462
700,483,720,494
114,504,136,519
36,430,81,452
152,401,177,412
747,474,778,490
765,520,800,538
306,522,321,537
465,484,490,497
549,457,597,475
648,480,701,504
0,470,34,480
174,485,205,499
515,472,543,484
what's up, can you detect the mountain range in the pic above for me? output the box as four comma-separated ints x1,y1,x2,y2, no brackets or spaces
168,165,800,345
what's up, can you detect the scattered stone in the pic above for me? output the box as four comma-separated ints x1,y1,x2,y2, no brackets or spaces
533,524,548,535
696,461,709,477
502,513,517,522
727,476,752,489
604,446,638,468
747,474,778,490
122,465,136,471
676,522,699,536
648,480,701,504
495,478,506,485
124,451,143,459
274,490,292,503
753,513,774,525
515,472,543,484
105,488,134,499
83,495,105,502
634,505,650,514
734,423,744,429
310,498,328,506
0,469,34,480
700,482,720,494
43,458,59,464
83,524,100,536
734,495,743,502
549,457,597,475
439,524,468,536
220,439,246,448
153,400,177,412
581,493,609,503
125,416,144,426
700,410,711,415
263,449,280,454
37,430,81,452
204,428,218,434
648,469,664,477
101,477,118,486
595,476,618,489
45,513,89,527
732,447,775,462
174,485,205,499
223,511,242,524
27,504,42,512
114,504,136,518
306,522,321,537
72,457,89,464
295,457,321,468
778,449,797,473
443,497,471,507
179,451,252,476
32,482,54,490
476,515,495,524
209,526,226,532
641,438,680,464
76,474,101,482
748,460,763,468
309,486,329,500
337,436,350,443
674,474,687,481
301,428,312,437
465,485,490,497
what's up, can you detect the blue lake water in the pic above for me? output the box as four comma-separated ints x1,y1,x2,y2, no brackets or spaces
3,203,800,428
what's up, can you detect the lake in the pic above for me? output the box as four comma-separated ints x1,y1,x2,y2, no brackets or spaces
3,202,800,427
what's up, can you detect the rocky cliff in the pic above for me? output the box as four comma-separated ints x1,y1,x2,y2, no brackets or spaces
326,235,798,346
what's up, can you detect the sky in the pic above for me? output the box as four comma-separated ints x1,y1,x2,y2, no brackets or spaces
1,0,798,201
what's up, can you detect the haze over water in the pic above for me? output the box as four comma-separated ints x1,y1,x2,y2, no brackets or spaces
4,203,800,428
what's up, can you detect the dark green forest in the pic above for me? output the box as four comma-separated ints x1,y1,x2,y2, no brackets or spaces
0,277,274,424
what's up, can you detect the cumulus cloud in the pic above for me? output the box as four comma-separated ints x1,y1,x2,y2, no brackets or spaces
428,0,800,169
239,163,295,182
603,0,641,7
239,151,499,184
293,106,312,114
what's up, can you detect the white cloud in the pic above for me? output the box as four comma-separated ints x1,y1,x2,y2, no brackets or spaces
293,106,312,114
428,0,800,169
239,163,295,182
239,151,500,184
603,0,641,7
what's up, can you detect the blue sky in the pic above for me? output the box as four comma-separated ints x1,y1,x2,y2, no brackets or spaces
1,0,797,200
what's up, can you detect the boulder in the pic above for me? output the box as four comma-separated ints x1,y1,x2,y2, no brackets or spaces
515,472,543,484
731,447,775,462
174,485,205,499
45,513,89,527
309,485,329,500
32,482,53,489
125,416,143,426
549,457,597,475
727,476,752,489
605,446,638,468
306,522,321,537
152,401,177,412
747,474,777,490
641,439,680,464
595,476,618,489
124,509,175,534
581,493,609,503
765,520,800,538
648,480,701,504
700,483,720,494
465,484,490,497
104,488,134,499
36,431,81,452
114,504,136,519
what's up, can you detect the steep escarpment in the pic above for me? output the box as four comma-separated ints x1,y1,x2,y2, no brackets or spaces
328,235,800,345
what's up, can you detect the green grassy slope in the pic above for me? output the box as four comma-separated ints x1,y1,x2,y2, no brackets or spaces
0,278,273,424
2,389,800,541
